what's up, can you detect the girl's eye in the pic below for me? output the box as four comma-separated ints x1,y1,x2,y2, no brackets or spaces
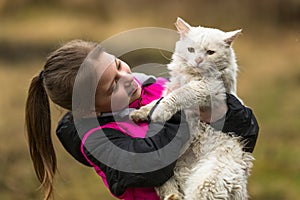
207,50,215,55
188,47,195,53
117,61,121,70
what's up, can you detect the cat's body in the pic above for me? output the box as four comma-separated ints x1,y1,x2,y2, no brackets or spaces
130,18,254,200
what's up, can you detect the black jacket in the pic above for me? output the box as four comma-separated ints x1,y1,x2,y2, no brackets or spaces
56,106,189,196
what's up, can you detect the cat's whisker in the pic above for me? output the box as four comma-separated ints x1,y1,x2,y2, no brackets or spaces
206,62,222,77
159,50,172,61
157,71,170,77
172,52,188,62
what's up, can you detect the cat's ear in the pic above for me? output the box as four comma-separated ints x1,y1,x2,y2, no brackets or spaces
175,17,191,37
224,29,242,46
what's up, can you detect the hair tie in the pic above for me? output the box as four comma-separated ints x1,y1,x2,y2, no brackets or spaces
39,70,44,81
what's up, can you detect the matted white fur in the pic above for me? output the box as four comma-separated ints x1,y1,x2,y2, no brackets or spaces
130,17,254,200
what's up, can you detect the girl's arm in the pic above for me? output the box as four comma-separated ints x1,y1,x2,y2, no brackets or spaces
210,93,259,153
56,108,189,196
83,109,188,196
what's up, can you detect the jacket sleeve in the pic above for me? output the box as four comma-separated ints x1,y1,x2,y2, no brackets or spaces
82,109,189,196
211,93,259,153
56,113,92,167
239,109,259,153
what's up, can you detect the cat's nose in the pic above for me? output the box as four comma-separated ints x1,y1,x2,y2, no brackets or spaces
195,57,203,65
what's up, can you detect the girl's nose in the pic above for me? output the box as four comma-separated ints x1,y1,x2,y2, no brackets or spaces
119,72,134,87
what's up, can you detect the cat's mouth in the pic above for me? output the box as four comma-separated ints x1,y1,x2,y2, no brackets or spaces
193,63,222,76
192,62,207,71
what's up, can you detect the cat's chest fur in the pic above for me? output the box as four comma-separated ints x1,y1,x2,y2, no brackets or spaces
166,62,225,92
167,63,203,88
167,61,237,96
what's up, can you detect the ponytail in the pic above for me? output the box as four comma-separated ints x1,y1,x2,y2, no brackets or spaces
25,74,56,200
25,39,98,199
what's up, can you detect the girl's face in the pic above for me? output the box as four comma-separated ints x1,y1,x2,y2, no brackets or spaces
94,52,141,114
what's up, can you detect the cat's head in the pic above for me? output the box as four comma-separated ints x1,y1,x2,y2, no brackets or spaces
172,17,241,76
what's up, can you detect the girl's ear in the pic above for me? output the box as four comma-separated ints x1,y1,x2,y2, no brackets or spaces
224,29,242,46
175,17,191,37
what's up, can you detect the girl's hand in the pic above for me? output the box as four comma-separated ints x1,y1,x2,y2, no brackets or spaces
200,101,228,123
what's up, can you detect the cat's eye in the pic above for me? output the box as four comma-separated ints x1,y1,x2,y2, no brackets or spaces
188,47,195,53
206,50,215,55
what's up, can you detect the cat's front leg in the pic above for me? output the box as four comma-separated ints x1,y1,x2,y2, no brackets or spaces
151,79,225,122
129,100,157,122
150,97,179,122
150,81,201,122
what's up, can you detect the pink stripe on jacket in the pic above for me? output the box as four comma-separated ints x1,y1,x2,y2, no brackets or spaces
81,77,167,200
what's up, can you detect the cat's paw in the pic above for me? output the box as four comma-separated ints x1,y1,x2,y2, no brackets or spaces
129,109,149,122
164,194,181,200
151,103,176,122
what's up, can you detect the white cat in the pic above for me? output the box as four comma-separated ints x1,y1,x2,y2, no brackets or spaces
130,18,254,200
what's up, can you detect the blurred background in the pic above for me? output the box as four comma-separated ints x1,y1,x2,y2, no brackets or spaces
0,0,299,199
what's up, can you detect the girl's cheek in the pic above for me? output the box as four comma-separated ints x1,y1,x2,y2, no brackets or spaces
111,90,130,109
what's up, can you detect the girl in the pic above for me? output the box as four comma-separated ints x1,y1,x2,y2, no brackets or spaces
25,40,189,200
